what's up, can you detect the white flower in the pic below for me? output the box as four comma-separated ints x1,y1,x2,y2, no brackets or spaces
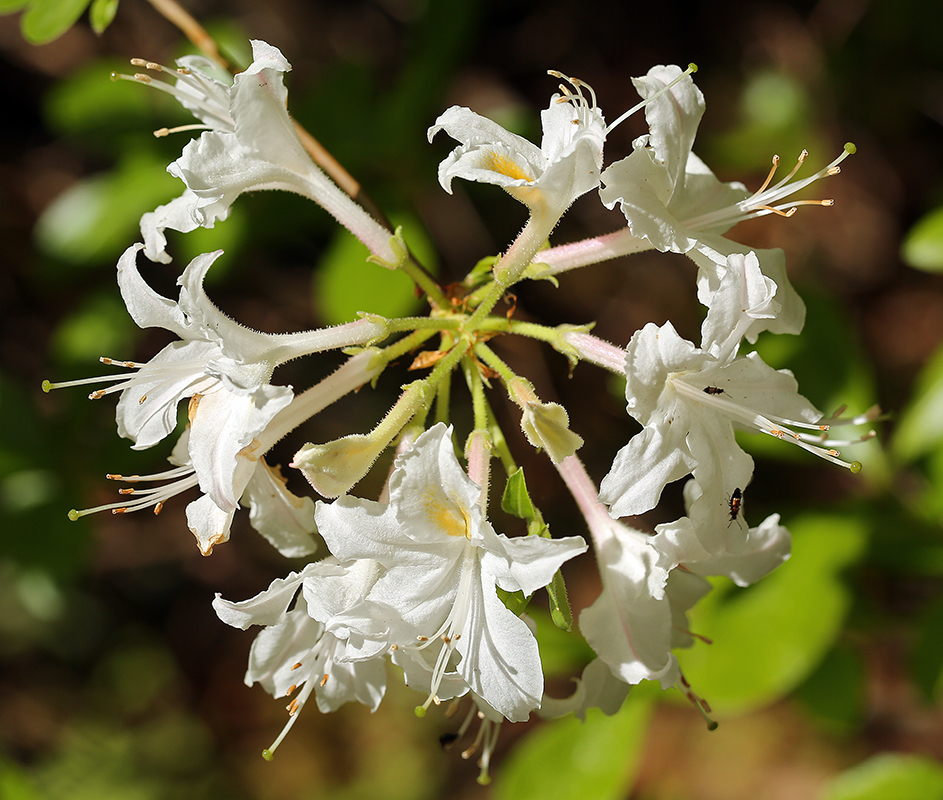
138,41,397,266
313,423,587,721
213,561,387,758
428,72,606,221
598,65,853,335
598,319,870,541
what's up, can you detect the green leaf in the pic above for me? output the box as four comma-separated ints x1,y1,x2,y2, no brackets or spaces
495,696,652,800
502,468,536,520
0,0,29,13
21,0,90,44
902,205,943,273
88,0,117,34
893,341,943,462
678,513,867,714
34,152,180,266
315,212,437,326
820,754,943,800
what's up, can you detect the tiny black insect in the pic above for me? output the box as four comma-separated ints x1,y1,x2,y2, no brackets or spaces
727,487,743,527
703,386,725,395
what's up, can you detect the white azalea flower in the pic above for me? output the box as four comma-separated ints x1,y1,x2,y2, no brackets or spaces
136,40,397,266
428,73,606,221
55,330,383,555
597,65,854,333
598,319,871,540
313,423,587,722
213,560,387,759
51,244,383,452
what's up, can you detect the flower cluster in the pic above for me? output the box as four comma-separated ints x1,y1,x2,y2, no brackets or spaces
46,40,877,782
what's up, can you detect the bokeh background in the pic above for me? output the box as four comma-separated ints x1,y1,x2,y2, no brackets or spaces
3,0,943,798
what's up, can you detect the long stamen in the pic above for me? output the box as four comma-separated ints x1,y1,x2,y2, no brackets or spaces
44,356,208,401
674,379,871,472
683,143,856,231
606,63,699,134
67,465,198,520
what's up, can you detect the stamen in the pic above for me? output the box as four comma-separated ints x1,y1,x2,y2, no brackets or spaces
67,464,198,520
682,143,856,232
112,56,234,134
606,63,698,134
674,378,875,471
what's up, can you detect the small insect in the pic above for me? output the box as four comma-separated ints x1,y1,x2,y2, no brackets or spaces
727,487,743,527
703,386,725,395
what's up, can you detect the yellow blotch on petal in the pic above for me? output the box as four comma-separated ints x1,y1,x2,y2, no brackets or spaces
423,489,471,538
482,152,533,183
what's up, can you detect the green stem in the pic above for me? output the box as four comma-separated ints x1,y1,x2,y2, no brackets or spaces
462,354,490,433
473,341,518,386
402,256,450,310
374,328,439,369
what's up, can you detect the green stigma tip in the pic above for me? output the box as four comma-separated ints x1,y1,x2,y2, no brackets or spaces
68,510,80,522
849,461,862,474
707,721,719,731
261,749,274,762
477,774,492,786
414,706,426,719
42,380,52,393
844,142,857,155
688,63,698,73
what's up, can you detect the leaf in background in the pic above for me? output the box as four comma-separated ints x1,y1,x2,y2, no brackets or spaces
314,212,437,326
34,152,181,267
88,0,116,34
0,0,29,12
495,695,652,800
819,753,943,800
21,0,90,44
902,205,943,273
893,340,943,462
677,513,867,714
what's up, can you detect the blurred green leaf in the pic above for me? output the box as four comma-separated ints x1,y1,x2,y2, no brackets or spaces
44,59,153,135
678,513,867,714
819,754,943,800
495,695,652,800
795,644,865,730
50,293,134,365
0,757,44,800
893,341,943,462
0,0,29,12
315,212,437,326
532,607,595,678
21,0,90,44
35,152,180,266
902,205,943,272
911,595,943,700
88,0,116,34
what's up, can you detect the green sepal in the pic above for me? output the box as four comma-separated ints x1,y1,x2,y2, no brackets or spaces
496,586,529,617
502,467,537,521
546,569,574,631
466,255,497,288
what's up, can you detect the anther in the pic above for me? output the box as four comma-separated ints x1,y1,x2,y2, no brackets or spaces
290,662,302,670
